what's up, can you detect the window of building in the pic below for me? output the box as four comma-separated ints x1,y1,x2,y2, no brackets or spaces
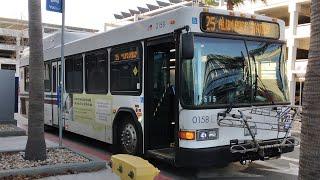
1,64,16,71
85,49,108,94
296,49,309,59
20,38,29,46
298,15,310,25
295,81,304,106
110,44,142,95
44,62,51,92
0,49,16,59
24,66,29,91
0,35,16,45
65,54,83,93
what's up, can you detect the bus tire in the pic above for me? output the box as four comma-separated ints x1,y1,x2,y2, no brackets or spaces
118,116,142,156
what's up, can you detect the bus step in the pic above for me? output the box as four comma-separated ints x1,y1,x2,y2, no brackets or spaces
147,148,175,163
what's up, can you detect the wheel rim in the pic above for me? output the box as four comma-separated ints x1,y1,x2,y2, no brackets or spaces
120,123,137,154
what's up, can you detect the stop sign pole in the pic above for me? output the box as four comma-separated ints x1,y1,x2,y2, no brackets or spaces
46,0,65,147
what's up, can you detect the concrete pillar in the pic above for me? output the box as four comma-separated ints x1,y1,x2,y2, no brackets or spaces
287,39,298,105
287,2,300,105
15,36,21,77
219,0,224,7
133,14,139,22
299,80,302,106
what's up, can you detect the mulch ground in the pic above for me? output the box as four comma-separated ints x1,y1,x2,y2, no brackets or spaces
0,148,92,179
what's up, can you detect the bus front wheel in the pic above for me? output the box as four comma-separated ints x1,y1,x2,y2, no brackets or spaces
118,117,141,155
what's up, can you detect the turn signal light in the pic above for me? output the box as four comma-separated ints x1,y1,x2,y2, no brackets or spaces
179,131,195,140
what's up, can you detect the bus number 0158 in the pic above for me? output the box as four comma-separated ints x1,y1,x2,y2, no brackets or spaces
192,115,214,124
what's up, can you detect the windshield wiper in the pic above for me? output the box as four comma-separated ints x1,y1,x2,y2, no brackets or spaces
251,54,275,105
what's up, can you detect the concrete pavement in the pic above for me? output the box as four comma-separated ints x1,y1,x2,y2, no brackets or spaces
0,136,57,152
40,169,120,180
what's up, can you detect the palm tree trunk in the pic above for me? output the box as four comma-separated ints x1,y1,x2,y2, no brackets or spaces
298,0,320,179
25,0,47,160
227,0,234,10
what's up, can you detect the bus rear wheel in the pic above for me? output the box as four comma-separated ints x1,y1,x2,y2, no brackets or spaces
118,118,140,155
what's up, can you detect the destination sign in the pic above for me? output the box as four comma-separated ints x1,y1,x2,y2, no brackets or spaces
200,13,280,39
114,49,139,61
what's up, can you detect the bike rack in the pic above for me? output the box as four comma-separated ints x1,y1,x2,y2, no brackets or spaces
217,106,300,156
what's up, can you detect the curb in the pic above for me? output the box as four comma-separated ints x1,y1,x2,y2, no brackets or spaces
0,119,17,126
0,147,106,178
0,124,26,137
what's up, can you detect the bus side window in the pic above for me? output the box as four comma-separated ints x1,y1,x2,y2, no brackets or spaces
44,62,51,92
110,44,142,95
52,64,57,93
65,54,83,93
85,49,108,94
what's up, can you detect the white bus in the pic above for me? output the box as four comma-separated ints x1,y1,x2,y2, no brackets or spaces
19,6,297,167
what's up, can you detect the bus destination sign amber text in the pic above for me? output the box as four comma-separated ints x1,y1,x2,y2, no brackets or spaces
201,13,280,39
114,50,138,61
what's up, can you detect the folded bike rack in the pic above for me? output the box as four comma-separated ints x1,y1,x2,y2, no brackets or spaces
217,106,300,156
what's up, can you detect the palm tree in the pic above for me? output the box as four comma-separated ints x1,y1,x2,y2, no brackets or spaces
25,0,47,160
203,0,219,6
228,0,267,10
299,0,320,179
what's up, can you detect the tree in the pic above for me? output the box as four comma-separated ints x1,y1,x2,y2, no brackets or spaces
226,0,266,10
203,0,218,6
25,0,47,160
299,0,320,179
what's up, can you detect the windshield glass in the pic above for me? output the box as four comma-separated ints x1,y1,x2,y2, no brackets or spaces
247,41,289,104
181,36,289,107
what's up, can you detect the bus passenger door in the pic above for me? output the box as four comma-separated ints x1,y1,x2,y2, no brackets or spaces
44,62,53,126
146,40,176,152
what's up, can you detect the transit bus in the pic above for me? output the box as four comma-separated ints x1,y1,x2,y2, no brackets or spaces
19,6,297,167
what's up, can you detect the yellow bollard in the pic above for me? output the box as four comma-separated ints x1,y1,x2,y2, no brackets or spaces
111,154,160,180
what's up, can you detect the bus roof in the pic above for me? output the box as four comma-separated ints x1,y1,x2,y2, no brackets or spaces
20,6,285,67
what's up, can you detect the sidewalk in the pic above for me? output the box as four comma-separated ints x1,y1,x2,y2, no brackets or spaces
291,118,301,138
40,168,119,180
14,113,28,130
0,136,57,152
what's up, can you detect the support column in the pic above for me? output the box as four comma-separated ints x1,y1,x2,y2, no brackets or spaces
219,0,224,7
287,2,300,105
287,39,298,105
299,80,302,106
15,36,21,77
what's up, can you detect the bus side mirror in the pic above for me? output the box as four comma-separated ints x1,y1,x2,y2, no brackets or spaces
181,33,194,60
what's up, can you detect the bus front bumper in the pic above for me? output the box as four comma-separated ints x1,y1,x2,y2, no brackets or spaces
175,138,295,167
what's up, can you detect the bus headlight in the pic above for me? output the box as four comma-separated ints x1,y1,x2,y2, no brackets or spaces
196,129,219,141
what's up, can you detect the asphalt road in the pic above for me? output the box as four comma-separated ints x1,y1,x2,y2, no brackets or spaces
43,127,300,180
150,146,300,180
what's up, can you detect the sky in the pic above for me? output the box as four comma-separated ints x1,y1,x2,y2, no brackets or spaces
0,0,160,31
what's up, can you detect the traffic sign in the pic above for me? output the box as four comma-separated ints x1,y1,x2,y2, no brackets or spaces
46,0,63,13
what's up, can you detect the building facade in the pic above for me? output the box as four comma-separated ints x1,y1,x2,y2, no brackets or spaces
0,17,98,76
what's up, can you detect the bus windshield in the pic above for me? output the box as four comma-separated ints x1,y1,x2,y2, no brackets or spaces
181,36,289,107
